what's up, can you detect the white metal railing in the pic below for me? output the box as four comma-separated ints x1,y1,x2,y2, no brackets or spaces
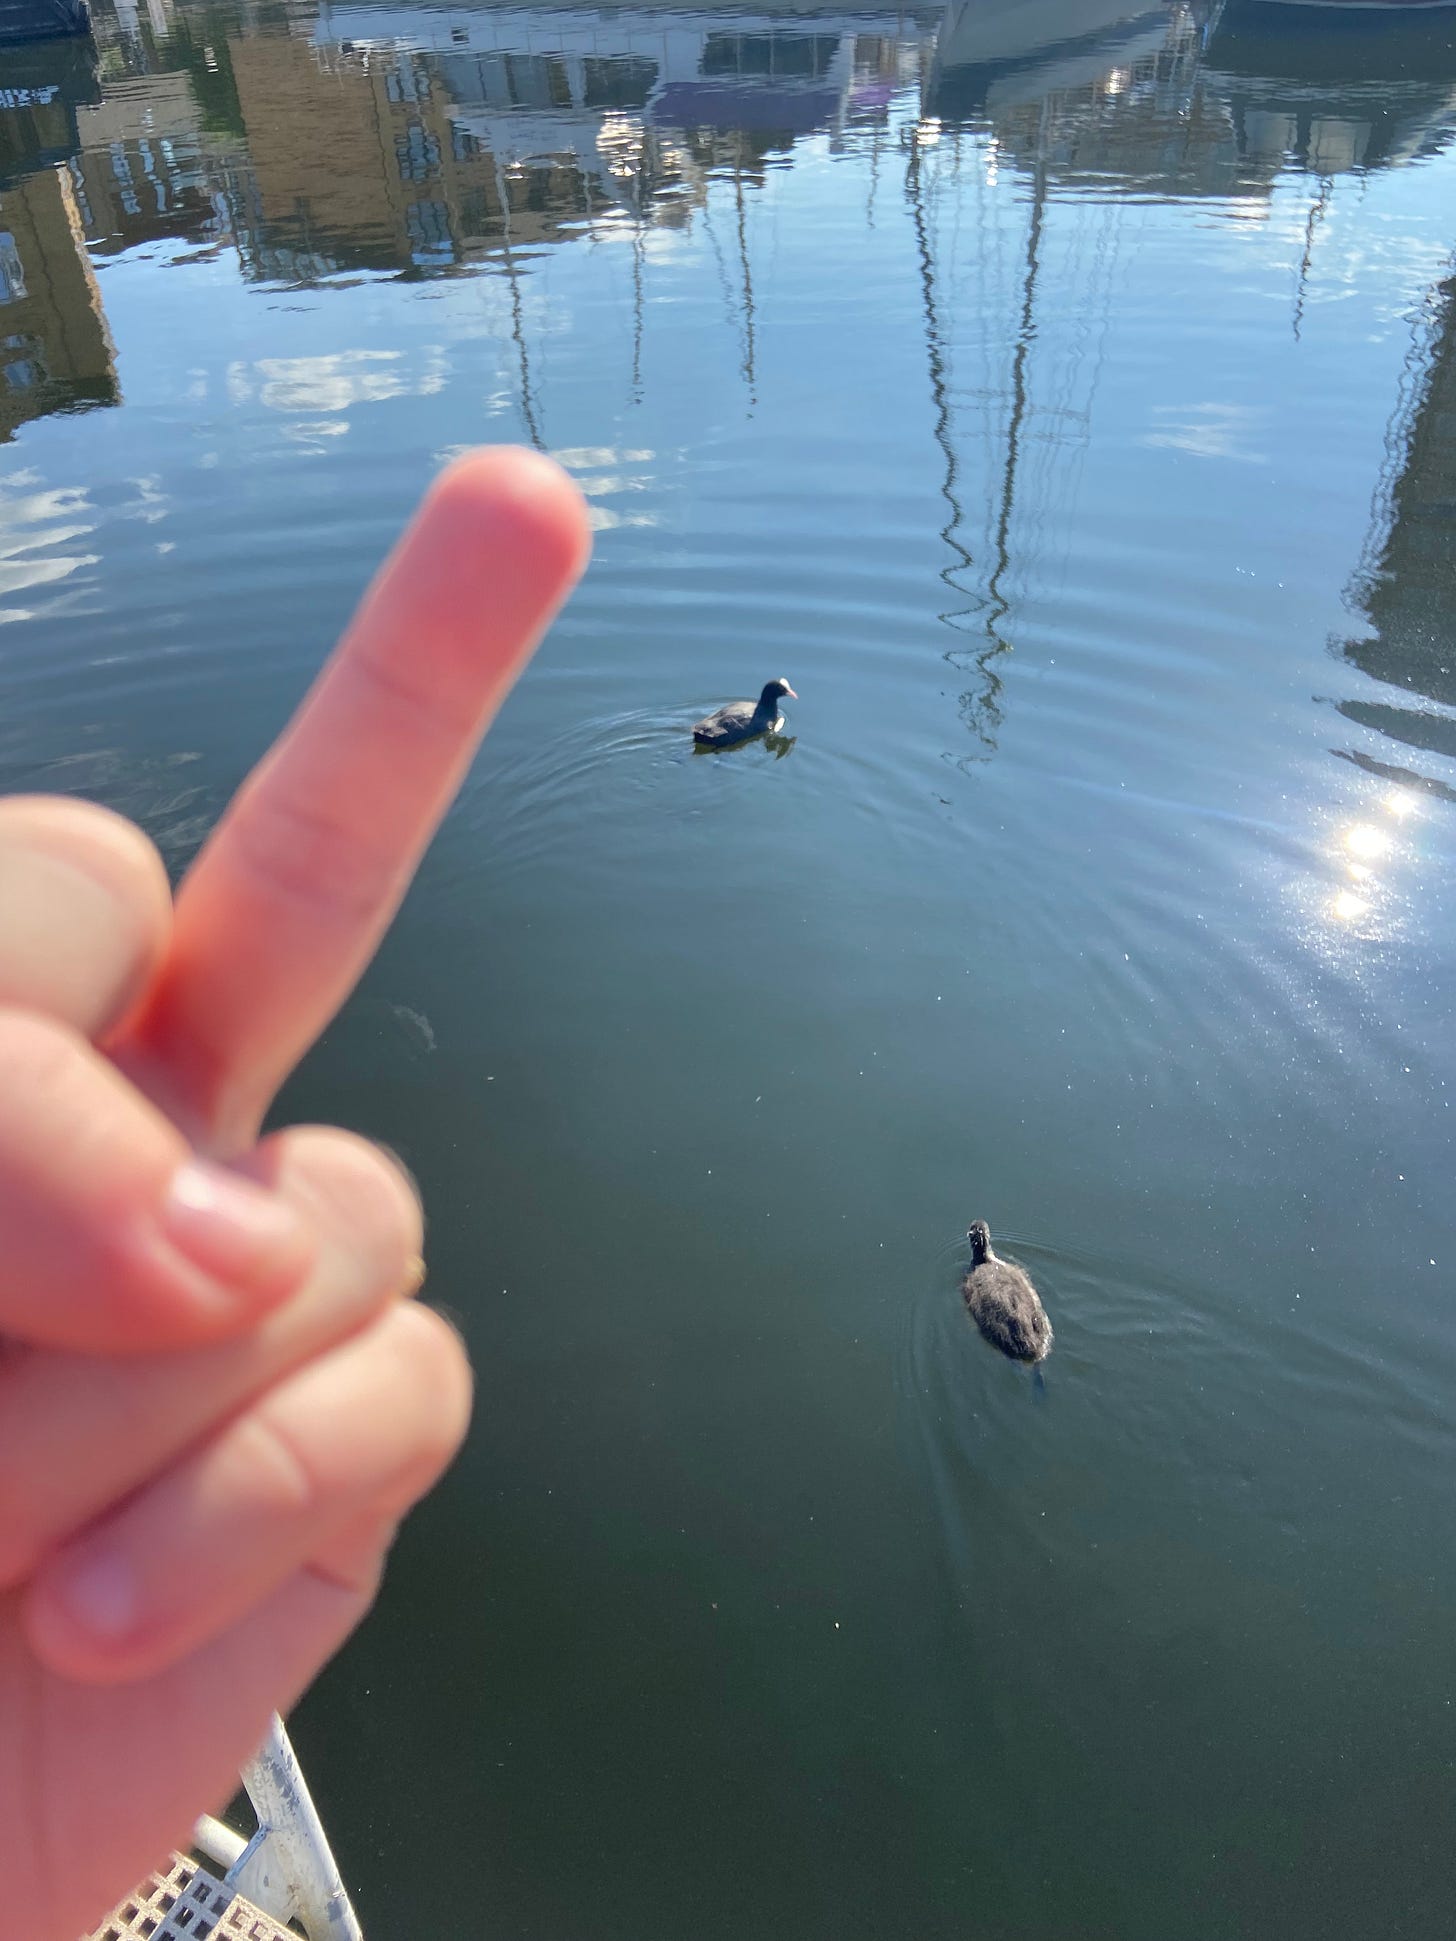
192,1714,363,1941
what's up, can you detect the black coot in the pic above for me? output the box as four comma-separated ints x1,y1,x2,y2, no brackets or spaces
692,678,797,748
961,1220,1053,1364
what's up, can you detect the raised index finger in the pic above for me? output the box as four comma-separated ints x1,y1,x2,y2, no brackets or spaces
114,448,590,1153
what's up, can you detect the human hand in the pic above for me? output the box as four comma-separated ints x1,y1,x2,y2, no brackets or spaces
0,449,590,1939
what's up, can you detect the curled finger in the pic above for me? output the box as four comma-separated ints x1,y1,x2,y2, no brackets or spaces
23,1302,471,1684
0,796,171,1042
24,1563,390,1941
0,1010,314,1354
0,1124,424,1588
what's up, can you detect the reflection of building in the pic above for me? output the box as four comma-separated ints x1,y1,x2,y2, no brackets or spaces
0,160,116,441
0,25,222,442
110,0,177,42
316,6,938,149
226,32,706,279
6,2,928,431
222,9,932,282
1334,271,1456,798
1207,1,1456,173
928,5,1275,203
0,30,99,181
72,70,224,257
928,0,1456,194
227,37,428,277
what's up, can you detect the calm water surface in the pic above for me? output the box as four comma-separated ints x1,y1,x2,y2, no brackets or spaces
5,2,1456,1934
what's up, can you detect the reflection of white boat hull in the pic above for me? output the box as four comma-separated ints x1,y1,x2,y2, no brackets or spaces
1206,0,1456,167
933,0,1175,69
312,6,926,199
316,1,936,37
930,1,1181,114
315,6,933,68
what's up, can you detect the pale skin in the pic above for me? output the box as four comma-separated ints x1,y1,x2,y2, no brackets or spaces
0,448,591,1939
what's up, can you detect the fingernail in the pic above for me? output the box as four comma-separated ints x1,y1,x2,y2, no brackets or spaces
159,1159,314,1300
403,1255,426,1297
48,1547,136,1641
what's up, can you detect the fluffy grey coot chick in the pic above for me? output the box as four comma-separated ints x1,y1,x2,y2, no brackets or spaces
962,1220,1052,1364
692,678,797,748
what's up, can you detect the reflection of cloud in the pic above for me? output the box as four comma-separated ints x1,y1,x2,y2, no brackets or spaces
283,420,352,444
552,445,660,531
553,447,653,470
428,442,662,529
123,476,169,526
0,479,100,625
1144,403,1267,463
585,505,657,532
226,348,449,414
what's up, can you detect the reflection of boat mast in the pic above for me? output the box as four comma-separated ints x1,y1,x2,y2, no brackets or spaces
907,111,1049,750
733,142,757,404
632,213,646,403
988,149,1047,636
492,152,544,451
630,129,648,405
905,122,975,608
698,192,743,383
1291,173,1332,345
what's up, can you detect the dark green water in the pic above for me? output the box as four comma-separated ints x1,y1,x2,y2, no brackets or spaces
5,2,1456,1934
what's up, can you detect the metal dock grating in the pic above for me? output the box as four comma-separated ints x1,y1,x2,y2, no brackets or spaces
86,1853,297,1941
